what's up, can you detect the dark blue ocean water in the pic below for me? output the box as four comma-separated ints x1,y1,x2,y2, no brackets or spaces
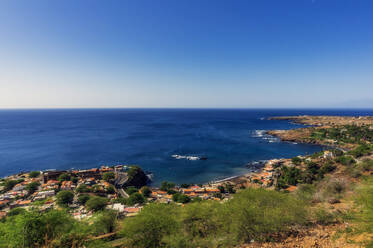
0,109,372,185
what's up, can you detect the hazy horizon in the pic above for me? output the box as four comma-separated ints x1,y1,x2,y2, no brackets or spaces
1,0,372,108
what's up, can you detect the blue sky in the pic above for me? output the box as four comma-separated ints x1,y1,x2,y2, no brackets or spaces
0,0,372,108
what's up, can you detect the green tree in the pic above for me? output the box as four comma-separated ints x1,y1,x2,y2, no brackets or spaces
25,182,40,194
172,193,191,204
103,172,115,182
218,185,225,193
182,201,223,239
3,180,18,192
127,192,146,206
180,183,190,188
7,207,26,217
107,185,116,194
58,173,71,182
76,184,91,193
91,210,118,235
56,190,74,206
71,177,79,184
160,181,175,191
291,157,302,165
78,194,91,205
120,203,180,248
0,209,76,248
28,171,40,178
225,188,306,242
127,166,141,180
225,184,236,194
86,196,108,212
140,186,152,197
125,186,138,195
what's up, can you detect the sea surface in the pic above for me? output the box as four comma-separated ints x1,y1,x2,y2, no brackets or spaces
1,109,372,185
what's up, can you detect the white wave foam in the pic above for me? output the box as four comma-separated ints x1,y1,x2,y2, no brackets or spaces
252,130,280,143
252,130,266,137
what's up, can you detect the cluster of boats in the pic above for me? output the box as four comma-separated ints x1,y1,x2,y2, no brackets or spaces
171,155,208,161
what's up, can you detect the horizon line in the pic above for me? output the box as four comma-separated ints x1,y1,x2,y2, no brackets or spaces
0,107,372,110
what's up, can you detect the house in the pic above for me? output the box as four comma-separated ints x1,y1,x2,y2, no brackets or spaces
0,211,6,219
61,181,75,191
124,207,141,216
323,151,334,159
285,186,297,192
14,200,32,208
43,171,67,183
0,200,9,208
13,183,25,192
75,168,101,179
34,190,55,200
205,188,220,194
109,203,125,213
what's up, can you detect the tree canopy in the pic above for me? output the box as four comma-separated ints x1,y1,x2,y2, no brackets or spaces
56,190,74,206
86,196,108,212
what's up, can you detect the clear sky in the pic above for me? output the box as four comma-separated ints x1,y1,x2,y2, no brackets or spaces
1,0,372,108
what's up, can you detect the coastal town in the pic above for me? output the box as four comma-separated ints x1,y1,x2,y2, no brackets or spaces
0,148,348,221
0,164,236,220
1,115,372,221
1,115,373,247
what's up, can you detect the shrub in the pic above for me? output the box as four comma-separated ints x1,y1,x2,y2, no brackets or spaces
335,155,355,166
119,187,309,247
306,161,319,175
311,151,324,159
291,157,302,165
295,184,316,203
327,178,347,194
348,144,373,158
352,177,373,245
312,177,347,203
320,162,336,174
225,188,307,242
361,159,373,172
313,208,337,225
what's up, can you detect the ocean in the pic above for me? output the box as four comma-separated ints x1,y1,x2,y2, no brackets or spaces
1,109,372,185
